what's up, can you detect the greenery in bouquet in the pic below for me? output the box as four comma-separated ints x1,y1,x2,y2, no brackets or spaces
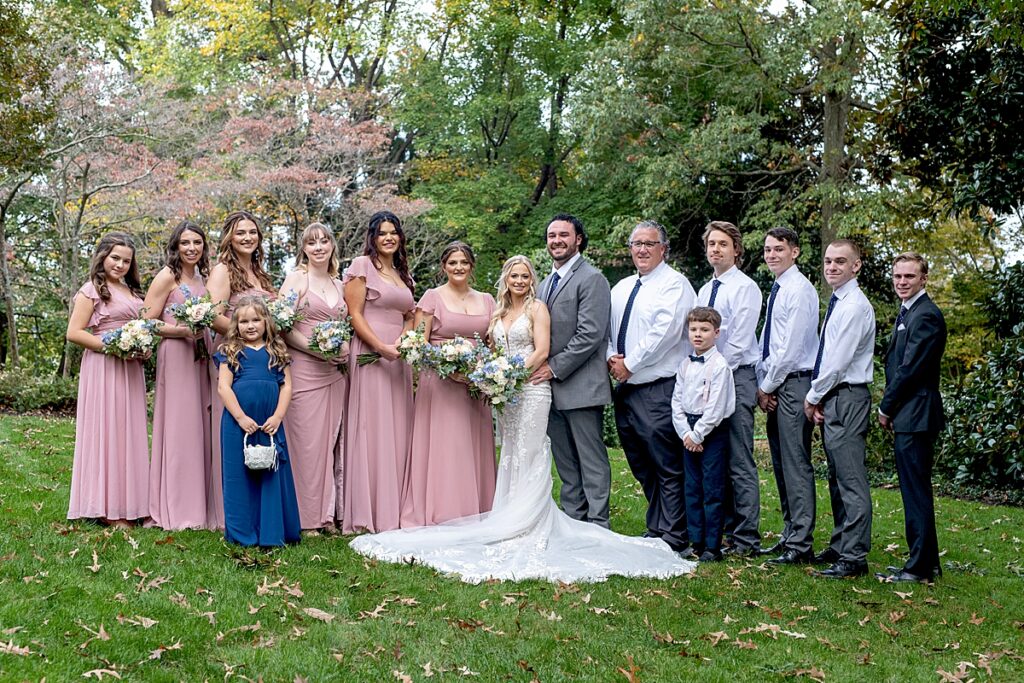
267,291,304,333
101,316,162,359
467,349,528,409
165,285,219,360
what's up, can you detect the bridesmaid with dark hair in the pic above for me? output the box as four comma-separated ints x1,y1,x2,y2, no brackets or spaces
66,232,150,527
206,211,276,530
281,222,348,534
343,211,415,533
401,242,496,527
143,221,213,530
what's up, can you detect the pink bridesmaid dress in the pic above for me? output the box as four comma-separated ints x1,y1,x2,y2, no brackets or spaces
208,286,273,530
148,282,212,530
68,282,150,521
400,288,497,527
284,279,347,530
342,255,415,533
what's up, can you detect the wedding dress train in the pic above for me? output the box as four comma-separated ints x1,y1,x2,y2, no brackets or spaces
350,314,696,583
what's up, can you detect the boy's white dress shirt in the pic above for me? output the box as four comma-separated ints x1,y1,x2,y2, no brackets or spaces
671,346,736,445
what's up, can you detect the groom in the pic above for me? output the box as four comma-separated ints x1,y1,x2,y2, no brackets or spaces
532,214,614,527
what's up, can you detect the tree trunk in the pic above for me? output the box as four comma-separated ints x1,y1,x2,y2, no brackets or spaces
0,179,29,368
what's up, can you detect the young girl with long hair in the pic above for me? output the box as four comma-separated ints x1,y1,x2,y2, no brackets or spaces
214,296,301,547
280,222,348,534
342,210,415,533
65,232,150,527
206,211,276,530
400,242,496,527
143,221,213,530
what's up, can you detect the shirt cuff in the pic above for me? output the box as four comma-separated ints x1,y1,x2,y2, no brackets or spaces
684,430,703,445
877,408,889,418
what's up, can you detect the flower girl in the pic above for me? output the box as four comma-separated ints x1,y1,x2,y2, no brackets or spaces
213,296,301,547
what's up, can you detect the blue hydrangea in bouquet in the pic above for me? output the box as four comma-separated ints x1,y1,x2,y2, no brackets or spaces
424,335,480,379
308,316,353,372
101,316,162,360
267,291,304,333
165,285,219,360
468,347,529,409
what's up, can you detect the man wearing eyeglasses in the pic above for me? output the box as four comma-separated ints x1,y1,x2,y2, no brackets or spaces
607,220,697,555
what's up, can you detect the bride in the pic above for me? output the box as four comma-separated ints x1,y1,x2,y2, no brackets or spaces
350,255,695,583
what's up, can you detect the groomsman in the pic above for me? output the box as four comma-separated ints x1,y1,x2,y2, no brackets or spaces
534,214,614,527
756,228,820,565
608,220,696,553
876,252,946,583
696,221,763,556
804,239,876,578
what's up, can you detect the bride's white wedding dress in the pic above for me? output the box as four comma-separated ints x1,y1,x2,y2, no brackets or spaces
350,314,696,583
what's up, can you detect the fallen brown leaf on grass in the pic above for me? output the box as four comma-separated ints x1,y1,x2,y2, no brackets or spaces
616,654,641,682
82,669,121,680
88,550,101,573
78,622,110,649
733,638,758,650
392,671,413,683
787,666,825,682
936,662,975,682
215,621,261,642
703,631,730,646
0,640,30,656
968,613,986,626
303,607,335,623
148,640,183,660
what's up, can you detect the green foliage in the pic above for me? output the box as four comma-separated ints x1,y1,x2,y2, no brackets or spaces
980,261,1024,339
938,324,1024,489
0,369,77,413
0,0,53,170
887,0,1024,215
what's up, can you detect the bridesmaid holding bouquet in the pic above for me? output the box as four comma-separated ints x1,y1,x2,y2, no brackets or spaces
206,211,276,530
343,211,415,533
401,242,496,527
143,221,213,530
281,223,348,534
65,232,150,527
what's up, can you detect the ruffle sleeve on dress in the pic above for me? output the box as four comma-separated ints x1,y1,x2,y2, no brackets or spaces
342,256,380,302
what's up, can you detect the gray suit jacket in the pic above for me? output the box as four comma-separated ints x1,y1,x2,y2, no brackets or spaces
540,257,613,411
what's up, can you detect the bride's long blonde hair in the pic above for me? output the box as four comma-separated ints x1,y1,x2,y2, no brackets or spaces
488,255,538,341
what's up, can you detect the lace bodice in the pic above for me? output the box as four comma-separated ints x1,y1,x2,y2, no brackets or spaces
494,314,534,361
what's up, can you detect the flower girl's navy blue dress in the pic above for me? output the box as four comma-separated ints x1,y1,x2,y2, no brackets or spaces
214,347,300,547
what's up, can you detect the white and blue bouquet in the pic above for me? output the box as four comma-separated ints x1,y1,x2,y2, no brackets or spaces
308,317,353,373
101,316,162,359
165,285,218,359
267,291,304,333
468,348,529,409
424,335,480,379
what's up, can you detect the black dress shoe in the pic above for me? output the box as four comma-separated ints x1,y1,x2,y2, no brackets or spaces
642,531,660,539
813,560,868,579
699,550,723,563
874,569,933,583
757,542,785,556
813,548,840,565
768,548,814,565
675,546,697,560
723,545,759,558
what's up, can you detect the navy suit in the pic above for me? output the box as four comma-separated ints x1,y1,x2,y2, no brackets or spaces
880,292,946,577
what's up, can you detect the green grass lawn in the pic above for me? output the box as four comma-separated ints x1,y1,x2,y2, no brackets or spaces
1,415,1022,682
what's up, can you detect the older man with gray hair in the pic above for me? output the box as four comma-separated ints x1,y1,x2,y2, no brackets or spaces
608,220,697,554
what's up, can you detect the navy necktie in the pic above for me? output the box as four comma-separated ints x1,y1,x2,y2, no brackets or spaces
689,354,705,363
811,293,839,380
546,272,561,307
895,305,908,330
762,281,781,361
708,279,722,308
616,278,642,356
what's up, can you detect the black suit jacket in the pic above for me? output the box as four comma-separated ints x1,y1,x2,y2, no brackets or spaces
880,292,947,433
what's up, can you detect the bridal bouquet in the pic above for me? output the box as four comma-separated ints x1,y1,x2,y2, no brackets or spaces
468,349,528,408
101,316,162,359
424,335,481,379
267,291,304,333
357,326,429,367
308,317,353,361
165,285,218,360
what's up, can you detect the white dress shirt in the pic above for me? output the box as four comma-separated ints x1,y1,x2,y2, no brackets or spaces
756,264,820,394
697,265,762,370
671,347,736,445
607,261,696,385
805,278,876,405
545,252,582,301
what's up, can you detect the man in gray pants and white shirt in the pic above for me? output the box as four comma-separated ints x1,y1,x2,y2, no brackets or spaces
757,228,820,565
696,221,763,556
533,214,613,527
804,239,876,579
